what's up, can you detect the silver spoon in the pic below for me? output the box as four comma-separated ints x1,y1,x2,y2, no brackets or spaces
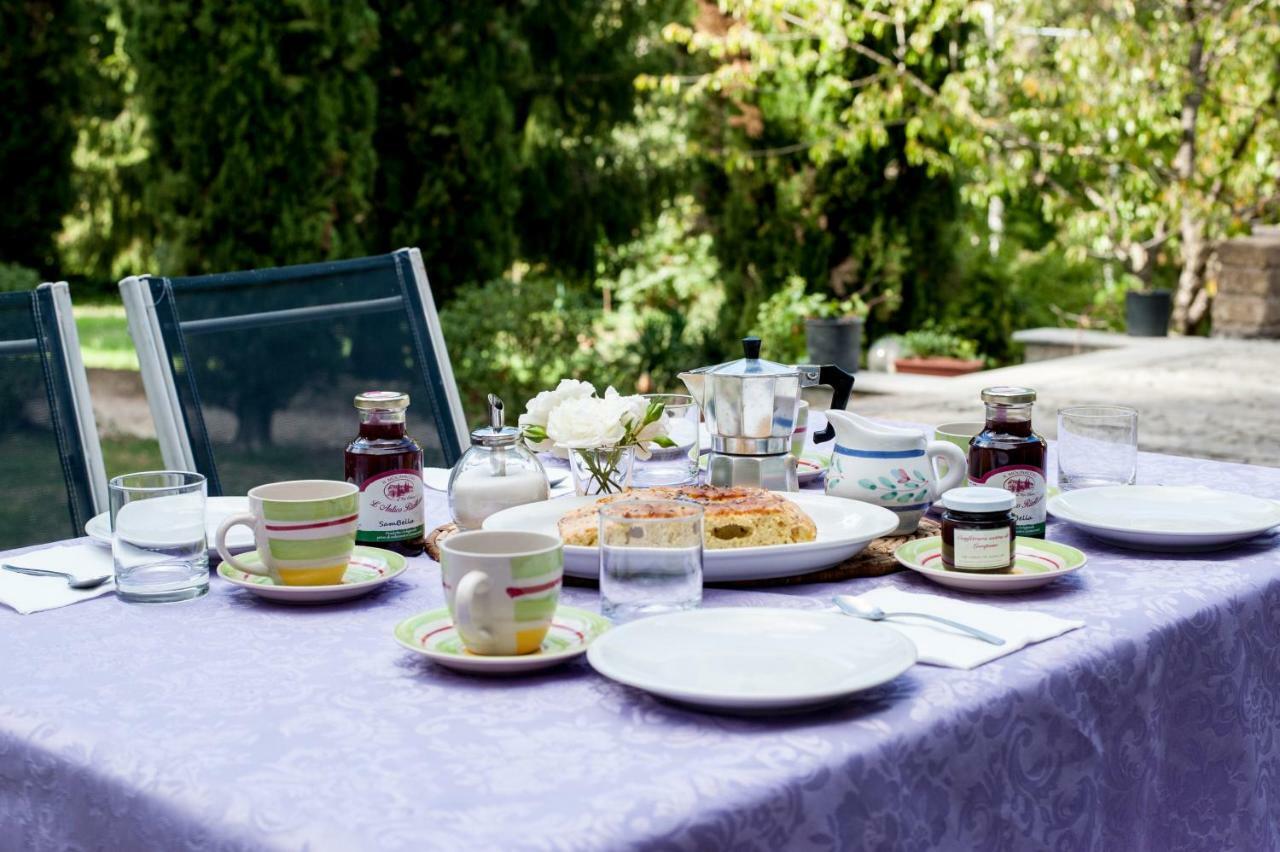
3,564,114,590
834,595,1006,646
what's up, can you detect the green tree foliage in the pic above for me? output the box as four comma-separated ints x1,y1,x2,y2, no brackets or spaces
126,0,379,273
0,0,89,274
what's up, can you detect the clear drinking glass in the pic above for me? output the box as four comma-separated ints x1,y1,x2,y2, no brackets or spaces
632,394,701,487
110,471,209,603
1056,406,1139,490
599,499,703,622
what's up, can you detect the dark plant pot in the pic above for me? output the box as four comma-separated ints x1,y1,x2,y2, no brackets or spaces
1125,289,1172,337
893,357,985,377
805,316,862,373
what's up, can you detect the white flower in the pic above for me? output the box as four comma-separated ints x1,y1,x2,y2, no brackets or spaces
546,396,627,449
518,379,595,451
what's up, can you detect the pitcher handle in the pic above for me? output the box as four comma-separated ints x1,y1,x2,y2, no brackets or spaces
807,364,856,444
927,441,967,498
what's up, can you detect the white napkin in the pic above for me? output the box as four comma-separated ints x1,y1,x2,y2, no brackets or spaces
844,587,1083,669
1,544,116,614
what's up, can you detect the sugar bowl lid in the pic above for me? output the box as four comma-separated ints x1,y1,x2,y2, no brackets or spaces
470,394,521,447
710,337,797,378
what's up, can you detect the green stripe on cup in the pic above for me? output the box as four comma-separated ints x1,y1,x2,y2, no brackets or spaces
513,596,559,622
510,549,562,579
262,495,358,523
268,533,356,561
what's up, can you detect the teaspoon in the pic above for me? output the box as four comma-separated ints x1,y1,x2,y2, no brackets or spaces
3,564,114,590
833,594,1006,646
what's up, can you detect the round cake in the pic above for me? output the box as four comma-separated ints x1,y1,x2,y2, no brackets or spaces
557,485,817,549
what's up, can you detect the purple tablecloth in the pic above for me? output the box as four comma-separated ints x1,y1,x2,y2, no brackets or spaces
2,449,1279,851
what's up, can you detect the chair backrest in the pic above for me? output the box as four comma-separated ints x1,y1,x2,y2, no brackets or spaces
0,283,107,548
120,249,468,497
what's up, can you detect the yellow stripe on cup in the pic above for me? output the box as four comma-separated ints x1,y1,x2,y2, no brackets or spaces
276,564,347,586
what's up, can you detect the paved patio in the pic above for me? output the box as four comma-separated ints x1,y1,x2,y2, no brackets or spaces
853,336,1280,467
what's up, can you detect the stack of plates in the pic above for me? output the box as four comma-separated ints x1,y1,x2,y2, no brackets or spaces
1047,485,1280,551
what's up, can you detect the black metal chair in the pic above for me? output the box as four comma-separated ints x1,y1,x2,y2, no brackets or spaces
0,283,108,548
119,249,467,497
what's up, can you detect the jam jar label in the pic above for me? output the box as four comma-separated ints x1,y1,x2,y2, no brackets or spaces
356,468,424,543
953,528,1012,570
969,465,1046,537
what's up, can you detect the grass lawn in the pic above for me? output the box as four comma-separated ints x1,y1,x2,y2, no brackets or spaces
75,304,138,370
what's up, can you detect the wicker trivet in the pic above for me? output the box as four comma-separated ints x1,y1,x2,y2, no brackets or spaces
424,517,939,588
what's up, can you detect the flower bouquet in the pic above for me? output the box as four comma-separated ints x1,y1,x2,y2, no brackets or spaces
520,380,675,495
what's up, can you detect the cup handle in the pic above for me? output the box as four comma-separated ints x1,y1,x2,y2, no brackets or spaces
215,514,264,575
454,571,493,645
928,440,967,498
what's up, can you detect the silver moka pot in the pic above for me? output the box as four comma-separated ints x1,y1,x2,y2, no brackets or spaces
678,337,855,491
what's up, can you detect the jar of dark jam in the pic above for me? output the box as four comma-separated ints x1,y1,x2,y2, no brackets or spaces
940,487,1016,572
968,386,1048,538
344,391,425,556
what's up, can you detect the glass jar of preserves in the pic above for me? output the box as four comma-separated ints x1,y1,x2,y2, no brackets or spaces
968,386,1048,538
344,391,425,556
940,487,1016,572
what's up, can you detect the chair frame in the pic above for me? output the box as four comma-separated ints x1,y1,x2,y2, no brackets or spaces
0,282,108,533
120,248,468,492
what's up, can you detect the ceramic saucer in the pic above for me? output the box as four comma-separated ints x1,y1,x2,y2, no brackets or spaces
895,536,1086,593
394,605,610,674
797,455,829,485
218,546,407,603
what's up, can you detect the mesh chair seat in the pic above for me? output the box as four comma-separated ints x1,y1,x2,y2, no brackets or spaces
0,284,107,548
121,249,467,497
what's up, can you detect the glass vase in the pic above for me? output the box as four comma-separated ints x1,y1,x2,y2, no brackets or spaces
568,445,636,496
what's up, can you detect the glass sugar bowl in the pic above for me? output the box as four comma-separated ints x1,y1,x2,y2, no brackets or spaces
448,394,550,530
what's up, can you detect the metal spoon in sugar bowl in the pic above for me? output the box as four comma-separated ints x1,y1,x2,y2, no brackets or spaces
833,594,1006,646
3,564,114,590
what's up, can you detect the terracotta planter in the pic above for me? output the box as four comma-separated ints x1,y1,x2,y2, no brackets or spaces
893,357,985,377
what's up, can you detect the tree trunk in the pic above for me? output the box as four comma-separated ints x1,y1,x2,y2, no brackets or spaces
1171,3,1207,334
1173,212,1211,332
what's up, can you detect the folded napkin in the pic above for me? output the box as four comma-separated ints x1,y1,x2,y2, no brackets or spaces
1,544,116,614
842,587,1083,670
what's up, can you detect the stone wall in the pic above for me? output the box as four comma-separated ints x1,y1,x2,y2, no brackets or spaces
1213,233,1280,338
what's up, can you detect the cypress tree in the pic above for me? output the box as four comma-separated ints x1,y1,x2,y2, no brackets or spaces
0,1,88,275
126,0,379,273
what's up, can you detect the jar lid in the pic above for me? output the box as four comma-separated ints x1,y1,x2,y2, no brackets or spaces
941,486,1015,513
981,386,1036,405
354,390,409,411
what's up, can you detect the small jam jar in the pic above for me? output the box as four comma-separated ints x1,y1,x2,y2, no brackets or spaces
940,487,1016,572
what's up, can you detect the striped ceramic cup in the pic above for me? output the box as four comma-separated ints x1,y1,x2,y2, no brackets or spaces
440,531,563,656
215,480,359,586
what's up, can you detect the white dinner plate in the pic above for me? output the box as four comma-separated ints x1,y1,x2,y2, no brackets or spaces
587,607,917,713
483,491,900,582
1047,485,1280,551
85,496,254,555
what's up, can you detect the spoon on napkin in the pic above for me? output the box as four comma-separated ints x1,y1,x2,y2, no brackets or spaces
3,564,114,590
834,594,1005,646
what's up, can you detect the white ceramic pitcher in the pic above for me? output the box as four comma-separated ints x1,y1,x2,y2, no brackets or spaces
824,410,966,533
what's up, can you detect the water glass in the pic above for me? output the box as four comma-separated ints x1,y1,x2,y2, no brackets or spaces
632,394,701,487
599,500,703,621
1057,406,1139,490
110,471,209,603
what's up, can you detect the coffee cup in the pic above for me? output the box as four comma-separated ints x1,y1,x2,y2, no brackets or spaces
934,422,983,482
215,480,358,586
440,531,563,656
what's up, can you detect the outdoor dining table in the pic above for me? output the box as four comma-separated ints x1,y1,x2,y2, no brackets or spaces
2,444,1279,851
